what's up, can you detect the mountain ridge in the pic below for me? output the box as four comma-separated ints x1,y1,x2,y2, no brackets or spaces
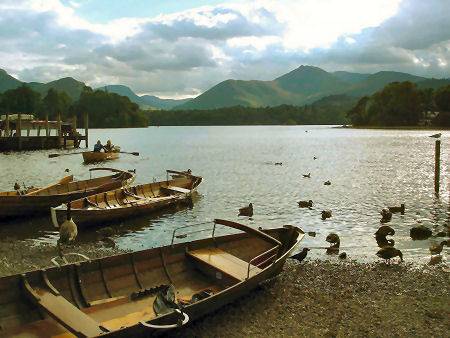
175,66,449,110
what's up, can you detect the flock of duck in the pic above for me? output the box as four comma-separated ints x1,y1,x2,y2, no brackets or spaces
238,155,449,266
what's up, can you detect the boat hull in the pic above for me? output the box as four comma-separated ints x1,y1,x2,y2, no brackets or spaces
0,221,304,337
0,170,134,218
52,172,202,228
82,151,120,163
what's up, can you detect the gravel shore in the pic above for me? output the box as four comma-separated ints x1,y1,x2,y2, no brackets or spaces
167,260,449,338
1,241,448,338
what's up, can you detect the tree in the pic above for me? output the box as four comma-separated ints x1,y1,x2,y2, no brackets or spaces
42,88,72,119
433,85,450,127
1,84,41,114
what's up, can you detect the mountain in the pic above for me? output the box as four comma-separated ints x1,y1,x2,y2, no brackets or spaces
99,84,190,109
333,71,370,84
0,69,23,92
139,95,191,110
28,77,86,101
274,65,348,96
176,66,442,110
347,71,426,96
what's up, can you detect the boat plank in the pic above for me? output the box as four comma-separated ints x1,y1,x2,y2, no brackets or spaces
187,247,261,281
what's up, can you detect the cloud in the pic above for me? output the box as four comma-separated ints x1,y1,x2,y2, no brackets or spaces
0,0,449,98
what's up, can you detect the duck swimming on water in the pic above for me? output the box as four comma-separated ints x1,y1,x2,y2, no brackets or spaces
374,225,395,237
429,241,447,256
238,203,253,217
321,210,332,220
380,208,392,223
303,173,311,178
298,200,313,208
326,233,340,255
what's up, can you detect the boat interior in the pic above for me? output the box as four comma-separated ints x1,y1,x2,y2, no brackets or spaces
0,169,133,197
68,171,202,210
0,220,301,337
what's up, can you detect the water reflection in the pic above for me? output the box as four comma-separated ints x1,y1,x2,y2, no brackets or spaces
0,126,448,262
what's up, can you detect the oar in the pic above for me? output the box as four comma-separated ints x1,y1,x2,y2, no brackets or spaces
49,152,86,158
119,151,139,156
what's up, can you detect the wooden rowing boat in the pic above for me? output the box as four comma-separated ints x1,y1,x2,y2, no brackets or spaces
51,170,202,228
0,219,304,337
82,151,120,164
0,168,135,219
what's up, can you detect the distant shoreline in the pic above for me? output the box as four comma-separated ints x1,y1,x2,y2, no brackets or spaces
338,125,450,130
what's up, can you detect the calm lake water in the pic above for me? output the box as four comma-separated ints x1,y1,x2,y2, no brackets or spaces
0,126,448,264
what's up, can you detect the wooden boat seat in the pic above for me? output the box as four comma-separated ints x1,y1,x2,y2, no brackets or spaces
22,278,108,337
161,186,191,195
186,247,261,281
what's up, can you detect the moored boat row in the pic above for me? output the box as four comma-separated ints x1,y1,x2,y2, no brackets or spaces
0,166,306,337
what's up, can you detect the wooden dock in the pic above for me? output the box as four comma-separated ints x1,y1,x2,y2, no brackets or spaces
0,112,89,151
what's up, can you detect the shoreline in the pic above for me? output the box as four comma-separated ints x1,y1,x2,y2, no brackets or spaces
167,260,449,337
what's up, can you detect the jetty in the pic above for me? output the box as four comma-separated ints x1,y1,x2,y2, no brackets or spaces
0,112,89,151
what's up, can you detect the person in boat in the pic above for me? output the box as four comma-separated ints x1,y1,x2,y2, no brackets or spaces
93,140,105,152
104,139,115,153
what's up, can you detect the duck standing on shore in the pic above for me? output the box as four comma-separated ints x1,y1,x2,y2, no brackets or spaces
57,203,78,258
290,248,310,263
376,247,403,264
238,203,253,217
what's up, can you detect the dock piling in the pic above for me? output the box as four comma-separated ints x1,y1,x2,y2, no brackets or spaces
434,139,441,195
84,111,89,148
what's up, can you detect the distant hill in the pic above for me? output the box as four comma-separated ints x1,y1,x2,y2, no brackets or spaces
0,69,22,92
333,71,370,84
28,77,86,101
99,84,190,109
0,70,189,109
347,71,426,96
175,66,445,110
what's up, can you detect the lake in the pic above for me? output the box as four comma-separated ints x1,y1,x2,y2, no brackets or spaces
0,126,448,264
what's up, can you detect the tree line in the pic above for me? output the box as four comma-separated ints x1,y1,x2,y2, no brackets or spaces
148,95,357,126
347,82,450,127
0,85,148,128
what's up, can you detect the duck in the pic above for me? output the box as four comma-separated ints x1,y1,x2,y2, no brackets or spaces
302,173,311,178
410,225,432,240
326,233,340,247
57,203,78,258
14,182,20,191
65,168,70,173
238,203,253,217
388,204,405,215
376,247,403,264
324,180,331,186
274,162,283,166
339,252,347,259
375,236,395,248
313,156,318,160
326,233,340,255
307,231,316,237
298,200,313,208
380,208,392,223
321,210,332,220
429,241,447,256
374,225,395,237
289,248,310,263
429,255,443,265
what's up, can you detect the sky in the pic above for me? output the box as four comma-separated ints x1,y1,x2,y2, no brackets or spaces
0,0,449,99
